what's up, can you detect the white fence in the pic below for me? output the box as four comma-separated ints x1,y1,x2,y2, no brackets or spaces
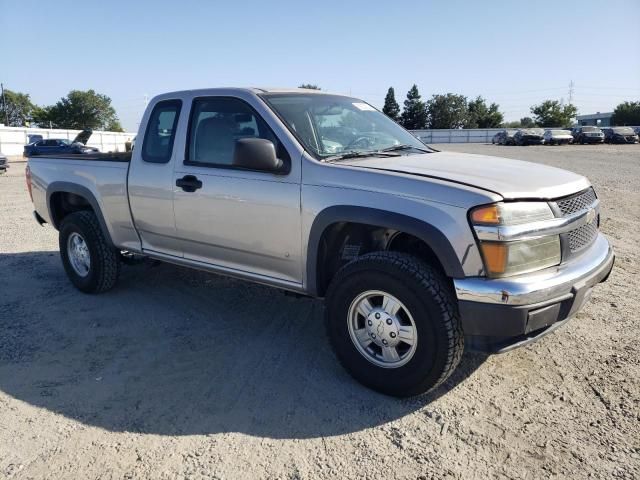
411,128,504,144
0,126,137,156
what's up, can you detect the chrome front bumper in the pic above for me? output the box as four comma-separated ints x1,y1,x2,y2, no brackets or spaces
454,234,614,352
454,233,613,306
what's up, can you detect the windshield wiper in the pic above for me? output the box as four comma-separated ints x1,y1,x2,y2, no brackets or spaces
379,144,432,153
321,150,401,163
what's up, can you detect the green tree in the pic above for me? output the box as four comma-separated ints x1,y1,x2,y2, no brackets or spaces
426,93,468,129
298,84,321,90
611,101,640,126
520,117,536,128
39,89,123,131
382,87,400,121
31,105,54,128
530,100,577,127
466,96,503,128
400,85,428,130
0,89,37,127
105,118,124,132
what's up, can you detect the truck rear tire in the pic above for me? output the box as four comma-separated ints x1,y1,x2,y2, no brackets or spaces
59,211,120,293
325,252,464,397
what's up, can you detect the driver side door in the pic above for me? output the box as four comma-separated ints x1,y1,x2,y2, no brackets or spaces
172,96,303,284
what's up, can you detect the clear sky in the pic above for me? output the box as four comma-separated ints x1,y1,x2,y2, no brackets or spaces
2,0,639,132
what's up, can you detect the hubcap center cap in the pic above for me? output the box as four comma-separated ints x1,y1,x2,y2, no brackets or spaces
366,309,400,347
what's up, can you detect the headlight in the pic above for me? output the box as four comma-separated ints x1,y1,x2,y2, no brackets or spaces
475,237,561,277
470,202,561,277
470,202,554,226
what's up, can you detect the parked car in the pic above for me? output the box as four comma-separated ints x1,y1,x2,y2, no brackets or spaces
27,134,44,144
492,130,516,145
572,126,604,144
603,126,639,144
23,130,98,156
26,87,614,397
514,128,545,146
0,152,7,173
544,129,573,145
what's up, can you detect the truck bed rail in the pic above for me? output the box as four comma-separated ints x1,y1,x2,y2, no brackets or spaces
28,152,131,162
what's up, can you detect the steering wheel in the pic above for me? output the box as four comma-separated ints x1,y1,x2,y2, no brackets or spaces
344,136,372,150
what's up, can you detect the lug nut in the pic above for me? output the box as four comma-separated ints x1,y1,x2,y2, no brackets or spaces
382,339,388,345
368,320,372,326
386,318,392,325
390,332,396,338
375,313,380,319
371,334,376,339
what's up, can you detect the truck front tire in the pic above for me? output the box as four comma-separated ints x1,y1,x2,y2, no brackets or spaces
59,211,120,293
325,252,464,397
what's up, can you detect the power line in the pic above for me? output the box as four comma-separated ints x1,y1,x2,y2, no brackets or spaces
577,85,640,91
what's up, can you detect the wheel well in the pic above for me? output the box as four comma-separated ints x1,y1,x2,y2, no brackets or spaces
314,222,447,297
49,191,94,229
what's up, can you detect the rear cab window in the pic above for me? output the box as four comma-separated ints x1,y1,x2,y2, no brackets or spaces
142,99,182,163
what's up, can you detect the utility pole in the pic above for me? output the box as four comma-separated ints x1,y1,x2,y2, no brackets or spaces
1,83,9,126
568,80,575,105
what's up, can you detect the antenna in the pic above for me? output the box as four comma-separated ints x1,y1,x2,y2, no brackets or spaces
1,83,9,126
568,80,575,105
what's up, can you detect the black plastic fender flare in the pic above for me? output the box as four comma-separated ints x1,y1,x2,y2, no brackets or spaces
46,181,115,248
306,205,465,297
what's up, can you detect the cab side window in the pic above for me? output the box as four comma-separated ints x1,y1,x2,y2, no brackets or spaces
186,97,289,169
142,99,182,164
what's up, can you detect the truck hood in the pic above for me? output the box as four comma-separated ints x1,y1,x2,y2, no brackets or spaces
340,151,590,200
72,129,93,145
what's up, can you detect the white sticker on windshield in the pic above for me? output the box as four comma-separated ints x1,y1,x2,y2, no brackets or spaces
352,102,376,111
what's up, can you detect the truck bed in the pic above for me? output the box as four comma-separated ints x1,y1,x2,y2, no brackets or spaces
28,152,140,252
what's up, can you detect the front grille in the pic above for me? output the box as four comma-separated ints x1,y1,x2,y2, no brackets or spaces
553,188,599,257
555,188,597,216
567,222,598,252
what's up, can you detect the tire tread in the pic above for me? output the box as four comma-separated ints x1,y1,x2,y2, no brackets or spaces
60,211,120,293
325,251,464,396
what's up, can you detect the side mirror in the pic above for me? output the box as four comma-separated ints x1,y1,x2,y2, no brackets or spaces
233,138,284,173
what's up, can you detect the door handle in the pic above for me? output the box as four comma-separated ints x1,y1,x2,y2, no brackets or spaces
176,175,203,193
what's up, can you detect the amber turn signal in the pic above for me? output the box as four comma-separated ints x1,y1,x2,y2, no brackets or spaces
479,242,508,275
470,205,500,225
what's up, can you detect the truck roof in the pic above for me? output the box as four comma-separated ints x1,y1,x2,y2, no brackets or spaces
252,87,329,94
152,87,337,99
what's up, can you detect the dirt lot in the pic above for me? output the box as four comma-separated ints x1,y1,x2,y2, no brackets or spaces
1,144,639,480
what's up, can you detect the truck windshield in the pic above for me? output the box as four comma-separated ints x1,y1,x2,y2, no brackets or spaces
260,93,430,160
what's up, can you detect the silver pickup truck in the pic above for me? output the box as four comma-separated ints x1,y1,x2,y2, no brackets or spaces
26,88,614,397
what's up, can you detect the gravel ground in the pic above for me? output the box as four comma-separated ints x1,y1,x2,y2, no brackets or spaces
1,144,638,480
